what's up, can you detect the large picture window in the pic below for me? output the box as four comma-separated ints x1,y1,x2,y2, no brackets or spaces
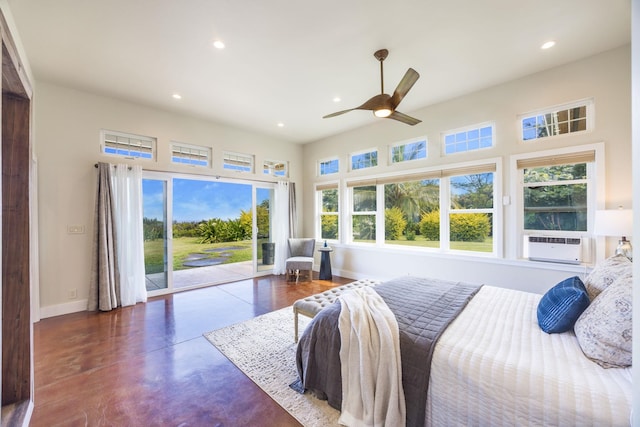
343,162,497,254
384,179,439,247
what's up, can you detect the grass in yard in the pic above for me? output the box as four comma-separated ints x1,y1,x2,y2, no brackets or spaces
144,237,252,273
384,235,493,252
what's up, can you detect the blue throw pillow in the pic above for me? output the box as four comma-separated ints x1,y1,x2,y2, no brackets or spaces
537,276,590,334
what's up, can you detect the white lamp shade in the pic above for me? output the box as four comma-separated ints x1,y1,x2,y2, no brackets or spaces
593,209,633,237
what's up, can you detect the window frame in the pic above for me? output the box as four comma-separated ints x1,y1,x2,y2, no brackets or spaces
222,151,254,173
442,122,495,156
389,137,427,164
509,143,604,261
170,141,211,168
315,183,340,242
318,157,340,176
349,148,379,171
100,129,156,161
344,158,501,256
518,98,594,142
263,159,288,177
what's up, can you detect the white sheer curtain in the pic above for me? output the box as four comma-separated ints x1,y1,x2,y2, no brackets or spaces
112,164,147,306
273,181,290,275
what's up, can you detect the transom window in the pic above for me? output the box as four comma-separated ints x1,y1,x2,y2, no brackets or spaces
171,142,211,167
443,123,493,155
263,160,288,177
319,158,339,176
520,99,592,141
101,130,155,160
351,149,378,171
390,138,427,163
223,151,254,173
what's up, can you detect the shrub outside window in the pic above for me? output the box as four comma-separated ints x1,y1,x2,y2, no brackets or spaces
351,185,376,242
449,173,494,252
318,185,339,240
384,179,439,247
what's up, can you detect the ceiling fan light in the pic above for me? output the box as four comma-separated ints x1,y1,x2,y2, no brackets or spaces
374,108,392,118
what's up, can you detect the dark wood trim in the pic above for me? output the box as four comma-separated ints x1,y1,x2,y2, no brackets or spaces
0,12,31,99
1,93,30,406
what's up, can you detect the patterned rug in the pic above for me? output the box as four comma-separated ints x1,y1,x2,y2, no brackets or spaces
204,307,340,426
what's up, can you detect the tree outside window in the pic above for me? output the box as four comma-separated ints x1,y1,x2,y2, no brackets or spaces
523,163,587,231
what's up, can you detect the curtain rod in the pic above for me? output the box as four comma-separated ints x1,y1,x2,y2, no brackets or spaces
94,163,132,170
93,163,289,185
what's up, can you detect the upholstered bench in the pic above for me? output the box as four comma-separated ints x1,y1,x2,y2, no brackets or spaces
293,278,381,342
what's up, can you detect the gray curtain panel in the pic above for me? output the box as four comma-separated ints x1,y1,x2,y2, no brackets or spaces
87,162,121,311
289,182,297,237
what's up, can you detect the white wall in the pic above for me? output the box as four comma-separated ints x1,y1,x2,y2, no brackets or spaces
34,82,303,316
302,46,632,294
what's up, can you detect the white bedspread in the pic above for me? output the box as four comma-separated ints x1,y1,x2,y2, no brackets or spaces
338,287,406,427
426,286,633,426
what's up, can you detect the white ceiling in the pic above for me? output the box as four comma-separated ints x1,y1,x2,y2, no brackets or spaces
8,0,630,144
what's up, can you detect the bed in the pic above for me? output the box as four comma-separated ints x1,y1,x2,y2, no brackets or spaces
295,256,633,427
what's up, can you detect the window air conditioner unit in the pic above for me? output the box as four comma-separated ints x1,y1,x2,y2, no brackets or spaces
528,236,583,265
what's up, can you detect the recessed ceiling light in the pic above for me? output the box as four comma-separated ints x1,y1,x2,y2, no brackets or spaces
541,40,556,50
213,40,225,49
333,97,341,103
277,122,284,128
172,93,182,100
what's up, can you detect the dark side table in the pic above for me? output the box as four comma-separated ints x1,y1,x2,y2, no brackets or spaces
318,246,333,280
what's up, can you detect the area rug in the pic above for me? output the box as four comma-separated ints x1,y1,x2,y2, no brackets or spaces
204,307,340,426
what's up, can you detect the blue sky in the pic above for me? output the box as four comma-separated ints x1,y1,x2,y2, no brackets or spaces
143,178,253,222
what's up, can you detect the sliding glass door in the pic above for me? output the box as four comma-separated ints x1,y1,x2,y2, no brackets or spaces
143,171,276,295
142,176,170,294
255,186,275,274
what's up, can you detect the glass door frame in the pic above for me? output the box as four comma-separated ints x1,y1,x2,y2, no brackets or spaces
143,170,277,296
253,184,277,276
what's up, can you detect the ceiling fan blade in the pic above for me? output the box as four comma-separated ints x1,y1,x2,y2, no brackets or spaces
323,108,357,119
387,110,421,126
390,68,420,108
323,94,391,119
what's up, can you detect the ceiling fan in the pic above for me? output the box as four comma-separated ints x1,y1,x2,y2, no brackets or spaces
323,49,421,126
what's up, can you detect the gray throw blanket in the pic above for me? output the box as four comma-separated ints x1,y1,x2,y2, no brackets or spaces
296,276,482,427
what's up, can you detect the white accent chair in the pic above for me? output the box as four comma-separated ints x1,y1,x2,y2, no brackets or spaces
285,238,315,282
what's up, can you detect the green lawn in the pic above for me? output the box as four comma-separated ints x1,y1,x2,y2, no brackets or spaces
144,237,252,273
385,235,493,252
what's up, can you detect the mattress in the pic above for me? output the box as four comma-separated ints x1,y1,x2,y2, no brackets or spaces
426,286,633,427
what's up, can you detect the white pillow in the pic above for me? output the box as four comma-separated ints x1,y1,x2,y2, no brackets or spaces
574,272,632,368
583,254,632,300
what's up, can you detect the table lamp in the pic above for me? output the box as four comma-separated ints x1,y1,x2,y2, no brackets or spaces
593,208,633,260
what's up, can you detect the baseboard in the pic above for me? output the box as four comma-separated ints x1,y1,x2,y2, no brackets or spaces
40,299,88,319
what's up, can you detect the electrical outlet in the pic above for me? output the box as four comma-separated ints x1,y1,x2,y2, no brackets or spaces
67,225,85,234
68,289,77,299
